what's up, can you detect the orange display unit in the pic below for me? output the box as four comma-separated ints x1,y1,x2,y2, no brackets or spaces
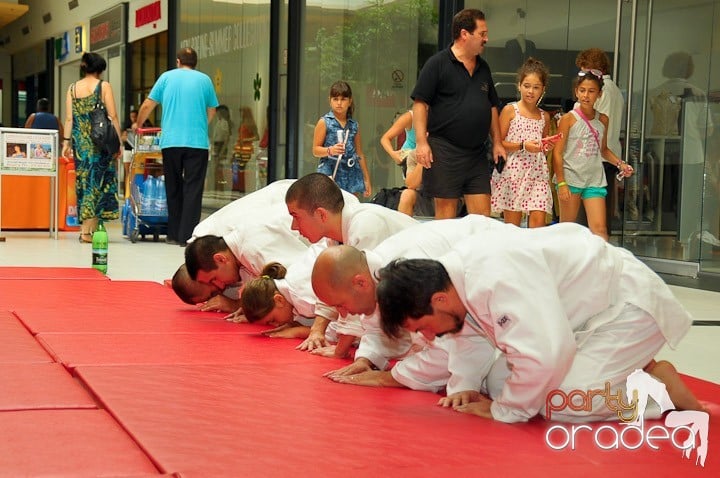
0,175,52,229
0,157,78,231
57,157,79,231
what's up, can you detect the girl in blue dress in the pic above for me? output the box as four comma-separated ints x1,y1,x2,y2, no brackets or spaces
312,81,371,197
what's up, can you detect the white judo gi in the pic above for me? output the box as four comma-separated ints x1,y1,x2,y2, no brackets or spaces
320,201,420,338
338,202,419,249
223,208,310,284
351,215,514,371
435,222,692,423
190,180,358,284
192,179,359,240
389,315,506,397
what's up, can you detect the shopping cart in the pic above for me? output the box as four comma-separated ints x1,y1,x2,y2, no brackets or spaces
121,127,168,243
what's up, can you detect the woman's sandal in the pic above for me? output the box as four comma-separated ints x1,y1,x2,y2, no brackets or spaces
79,233,93,243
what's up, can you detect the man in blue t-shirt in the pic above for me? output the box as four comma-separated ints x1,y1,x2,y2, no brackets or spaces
136,47,219,246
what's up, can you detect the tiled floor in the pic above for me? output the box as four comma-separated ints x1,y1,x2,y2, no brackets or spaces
1,221,718,384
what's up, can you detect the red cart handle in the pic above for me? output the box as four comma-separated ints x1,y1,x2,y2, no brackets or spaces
137,127,161,134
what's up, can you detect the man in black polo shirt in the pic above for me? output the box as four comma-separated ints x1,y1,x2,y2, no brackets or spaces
411,8,505,219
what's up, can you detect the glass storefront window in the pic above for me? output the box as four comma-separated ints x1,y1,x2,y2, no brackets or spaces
700,0,720,274
620,0,717,274
178,0,270,208
172,0,719,280
129,32,168,122
467,0,719,275
300,0,439,194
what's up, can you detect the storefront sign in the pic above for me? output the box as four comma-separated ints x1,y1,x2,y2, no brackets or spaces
181,18,270,60
129,0,168,43
74,26,84,53
89,4,125,51
55,25,86,65
55,32,69,61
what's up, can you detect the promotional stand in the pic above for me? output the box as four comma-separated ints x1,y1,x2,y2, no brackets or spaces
0,127,59,240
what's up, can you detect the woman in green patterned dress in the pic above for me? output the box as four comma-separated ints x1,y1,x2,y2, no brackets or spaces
61,52,122,243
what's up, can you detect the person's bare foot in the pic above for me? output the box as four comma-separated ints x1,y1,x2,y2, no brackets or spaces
646,360,708,413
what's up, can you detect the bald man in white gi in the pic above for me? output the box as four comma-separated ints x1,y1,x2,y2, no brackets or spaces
311,215,515,380
285,173,418,351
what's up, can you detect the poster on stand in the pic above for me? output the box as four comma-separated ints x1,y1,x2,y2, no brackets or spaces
1,131,57,174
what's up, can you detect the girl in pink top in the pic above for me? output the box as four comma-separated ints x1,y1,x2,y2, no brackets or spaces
491,58,559,227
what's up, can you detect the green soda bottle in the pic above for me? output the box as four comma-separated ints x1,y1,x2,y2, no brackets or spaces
92,220,108,274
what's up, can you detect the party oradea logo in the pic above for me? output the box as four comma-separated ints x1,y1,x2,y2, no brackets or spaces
544,369,709,467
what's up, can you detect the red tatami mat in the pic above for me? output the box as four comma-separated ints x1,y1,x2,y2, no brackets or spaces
36,331,326,367
0,311,52,363
76,363,719,477
4,275,718,476
0,266,109,280
15,307,237,335
3,279,240,335
0,363,96,411
0,409,160,476
0,279,174,311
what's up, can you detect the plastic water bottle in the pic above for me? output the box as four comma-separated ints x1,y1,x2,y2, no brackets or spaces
134,174,145,197
232,159,240,190
92,221,108,274
156,175,167,216
142,175,156,214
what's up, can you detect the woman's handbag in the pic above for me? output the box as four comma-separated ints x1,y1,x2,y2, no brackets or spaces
89,81,120,154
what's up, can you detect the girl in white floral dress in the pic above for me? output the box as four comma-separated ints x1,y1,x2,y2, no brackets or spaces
491,58,559,227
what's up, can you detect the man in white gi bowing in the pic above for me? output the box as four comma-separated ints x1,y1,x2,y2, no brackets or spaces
284,173,418,353
311,215,512,386
178,179,359,312
374,222,705,422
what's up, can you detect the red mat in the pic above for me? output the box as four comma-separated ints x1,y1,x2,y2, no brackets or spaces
36,331,327,367
0,311,52,363
0,409,160,476
3,274,718,476
76,363,720,477
0,279,177,310
5,280,239,333
0,266,108,280
0,363,96,411
15,306,238,335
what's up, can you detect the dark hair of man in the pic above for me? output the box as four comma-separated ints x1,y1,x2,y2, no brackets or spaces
177,47,198,68
451,8,485,40
36,98,51,112
80,52,107,75
285,173,345,214
376,258,451,339
185,235,228,279
172,264,199,305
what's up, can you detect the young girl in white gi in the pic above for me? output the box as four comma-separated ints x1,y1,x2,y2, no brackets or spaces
312,81,372,197
239,258,360,359
553,70,634,240
491,58,558,227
